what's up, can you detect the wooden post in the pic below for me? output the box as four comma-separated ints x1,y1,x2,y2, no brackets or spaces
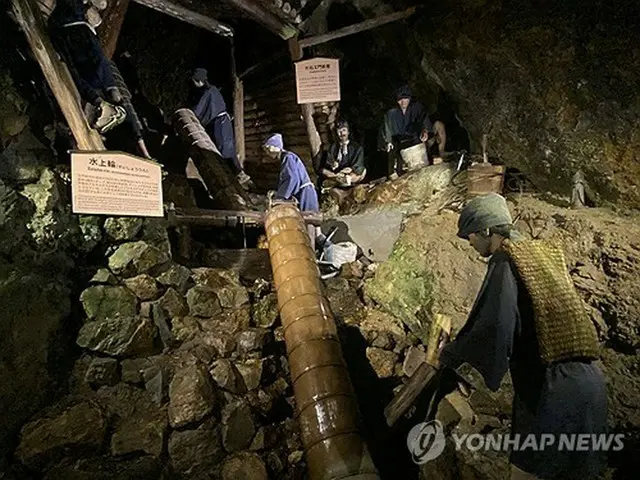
99,0,131,59
288,36,322,162
11,0,105,151
230,40,246,168
233,77,246,168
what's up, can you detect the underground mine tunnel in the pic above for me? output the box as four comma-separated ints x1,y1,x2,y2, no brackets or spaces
1,0,639,479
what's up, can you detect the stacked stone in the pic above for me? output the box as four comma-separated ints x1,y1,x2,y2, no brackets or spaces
13,217,307,479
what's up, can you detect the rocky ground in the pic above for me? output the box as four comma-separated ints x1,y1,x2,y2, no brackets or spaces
2,31,638,477
4,158,638,479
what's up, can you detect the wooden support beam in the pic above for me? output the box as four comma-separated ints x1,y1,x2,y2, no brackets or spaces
230,41,246,168
288,36,322,163
225,0,297,39
238,50,288,79
299,6,416,48
167,207,324,227
99,0,130,59
11,0,105,151
233,76,246,167
132,0,234,37
299,0,325,20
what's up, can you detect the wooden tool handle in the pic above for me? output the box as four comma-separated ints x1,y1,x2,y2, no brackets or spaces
384,315,452,427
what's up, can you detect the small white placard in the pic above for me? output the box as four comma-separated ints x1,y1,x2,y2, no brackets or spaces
71,151,163,217
295,57,341,104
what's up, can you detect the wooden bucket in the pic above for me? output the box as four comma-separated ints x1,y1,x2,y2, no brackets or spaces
467,163,506,197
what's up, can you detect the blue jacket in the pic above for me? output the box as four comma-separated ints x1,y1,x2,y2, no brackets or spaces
276,151,319,212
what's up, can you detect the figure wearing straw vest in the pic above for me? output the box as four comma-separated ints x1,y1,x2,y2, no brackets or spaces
437,193,606,480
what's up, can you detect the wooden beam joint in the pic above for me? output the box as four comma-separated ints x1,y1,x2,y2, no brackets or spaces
133,0,234,37
225,0,297,39
299,6,416,48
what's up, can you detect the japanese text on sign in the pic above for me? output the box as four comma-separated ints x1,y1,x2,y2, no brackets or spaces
71,151,163,217
295,57,340,104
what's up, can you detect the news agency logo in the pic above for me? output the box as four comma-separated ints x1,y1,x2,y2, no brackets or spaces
407,420,625,465
406,420,447,464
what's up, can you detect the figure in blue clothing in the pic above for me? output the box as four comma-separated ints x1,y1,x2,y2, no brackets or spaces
189,68,252,188
262,133,319,212
262,133,321,248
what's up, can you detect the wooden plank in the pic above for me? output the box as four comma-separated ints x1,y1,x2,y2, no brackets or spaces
231,41,246,168
99,0,130,59
133,0,234,37
245,110,302,122
11,0,105,151
299,6,416,48
225,0,297,39
244,97,300,112
246,135,310,150
238,50,289,79
245,121,306,136
169,207,323,226
244,81,296,101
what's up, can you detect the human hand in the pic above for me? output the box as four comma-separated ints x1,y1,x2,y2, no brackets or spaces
420,130,429,143
386,142,394,152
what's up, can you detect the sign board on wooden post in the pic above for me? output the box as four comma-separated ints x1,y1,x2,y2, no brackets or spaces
295,57,340,104
71,151,163,217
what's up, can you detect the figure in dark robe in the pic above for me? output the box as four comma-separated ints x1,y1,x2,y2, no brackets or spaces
48,0,117,105
315,120,366,188
437,193,607,480
380,85,446,176
48,0,125,132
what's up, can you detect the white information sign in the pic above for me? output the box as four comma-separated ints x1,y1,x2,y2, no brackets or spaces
71,151,163,217
295,57,341,104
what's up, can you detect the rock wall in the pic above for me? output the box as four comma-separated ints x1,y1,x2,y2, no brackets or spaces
0,69,95,467
316,0,640,208
414,0,640,208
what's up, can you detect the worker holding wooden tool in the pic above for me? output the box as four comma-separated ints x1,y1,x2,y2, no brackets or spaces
439,193,607,480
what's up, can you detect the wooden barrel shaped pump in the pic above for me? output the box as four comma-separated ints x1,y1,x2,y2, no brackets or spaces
265,203,380,480
172,108,252,210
